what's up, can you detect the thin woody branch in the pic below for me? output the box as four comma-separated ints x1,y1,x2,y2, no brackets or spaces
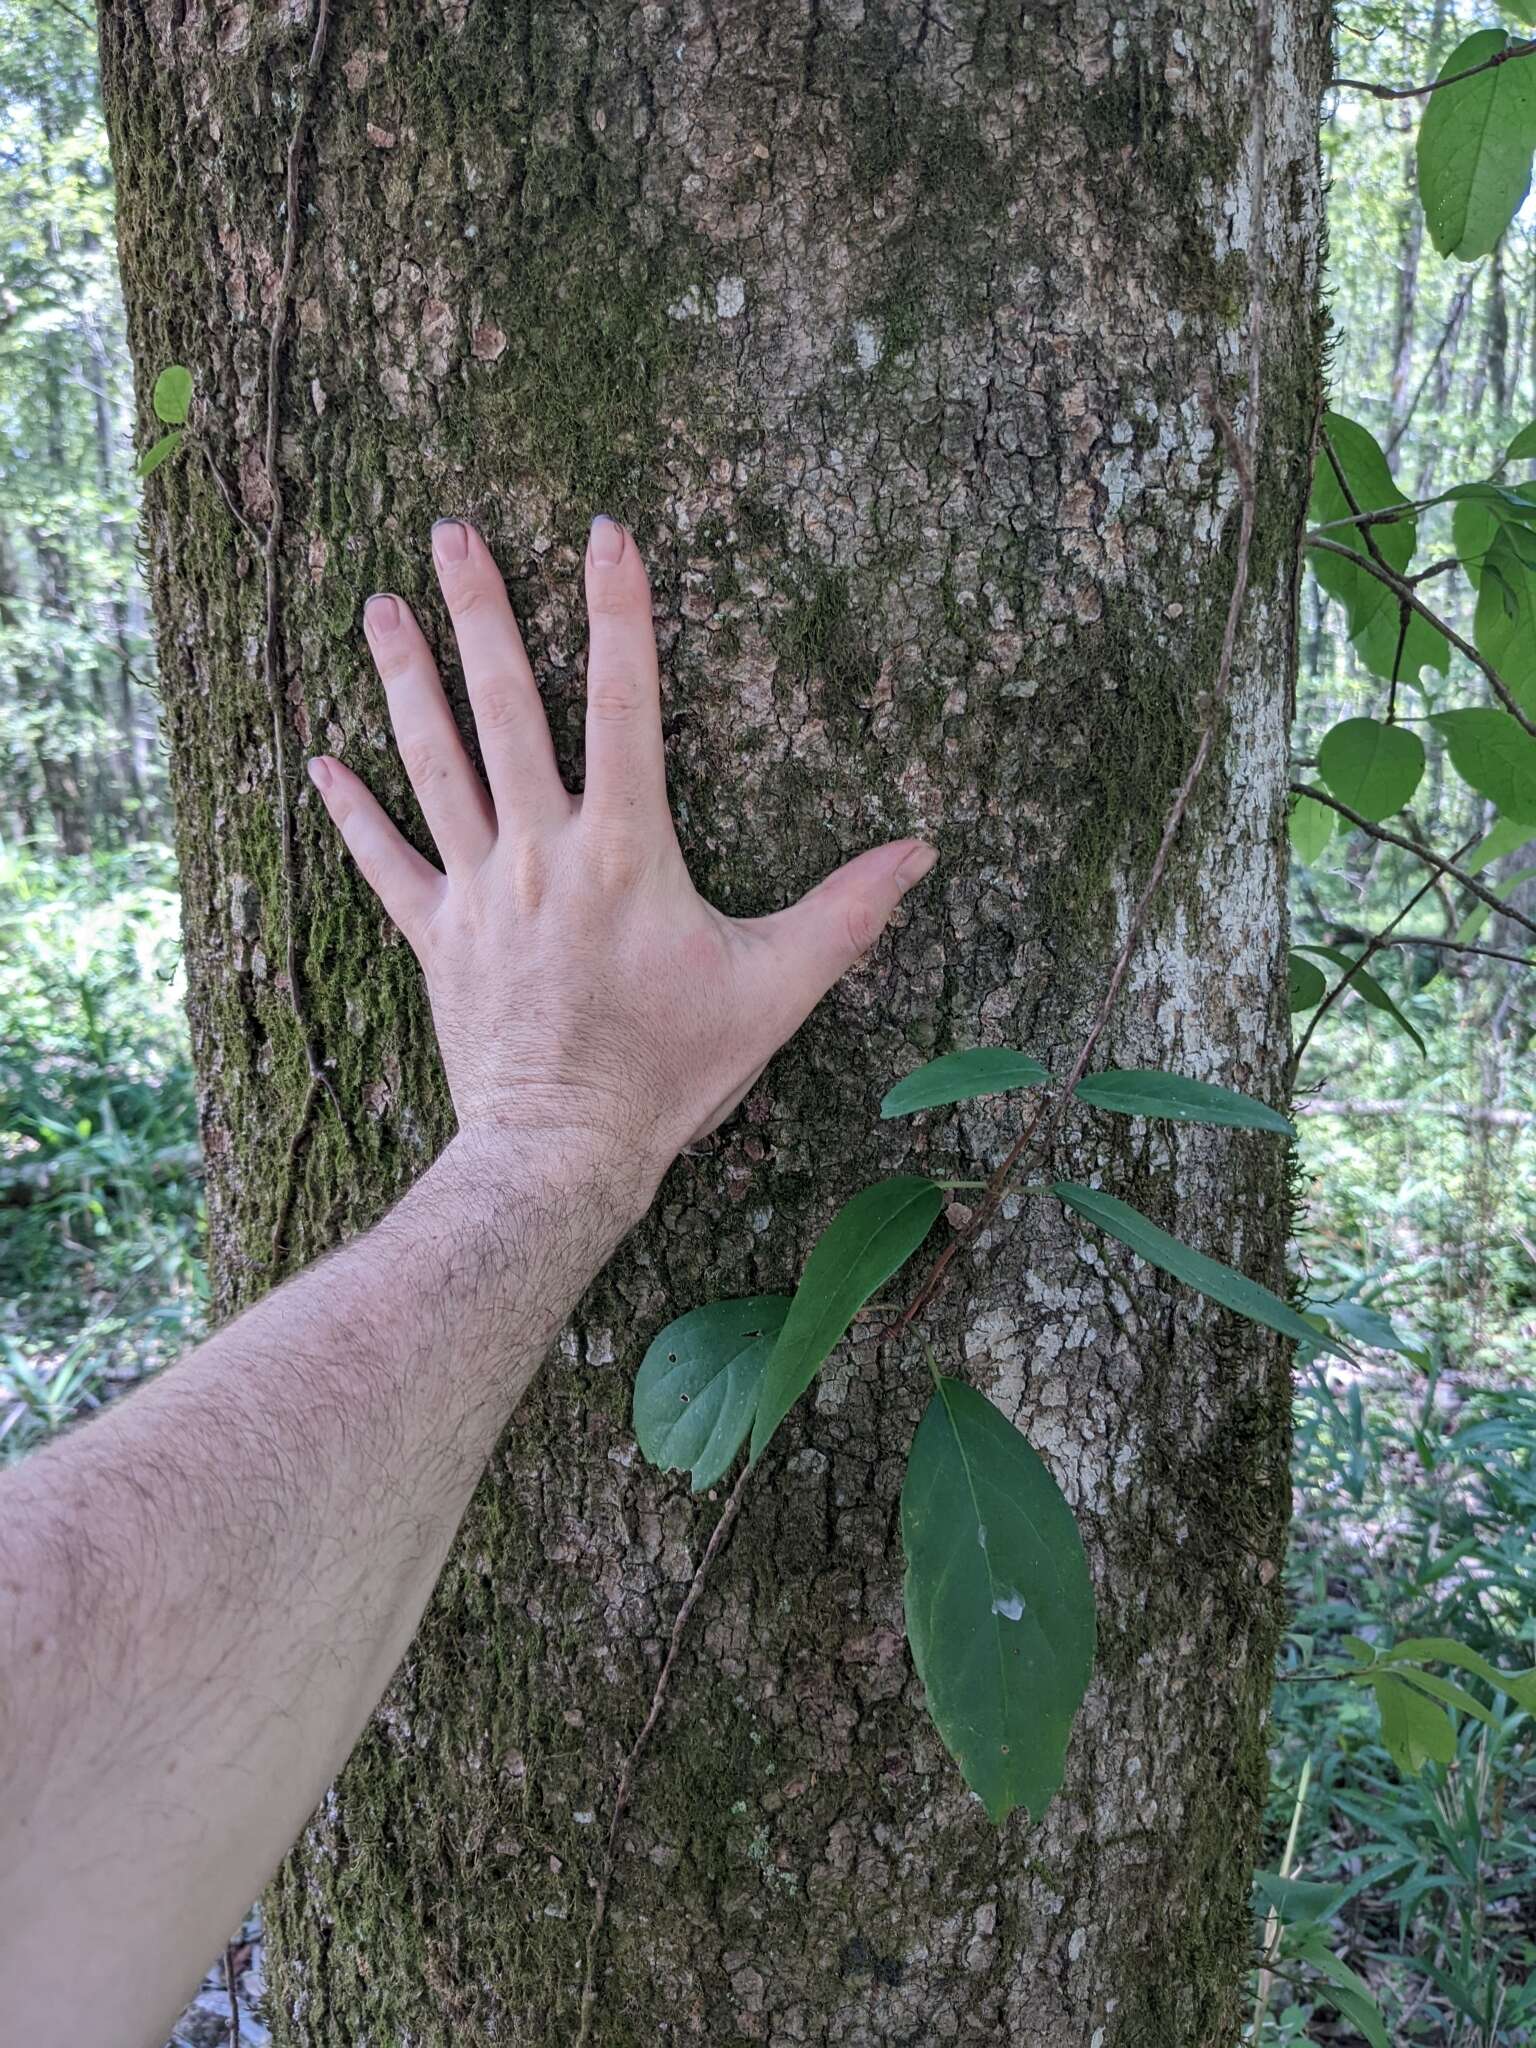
1334,37,1536,102
1289,785,1536,938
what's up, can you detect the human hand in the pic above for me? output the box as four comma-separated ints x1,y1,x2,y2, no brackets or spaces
307,517,936,1207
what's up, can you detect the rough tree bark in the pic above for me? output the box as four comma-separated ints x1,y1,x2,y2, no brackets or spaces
101,3,1329,2041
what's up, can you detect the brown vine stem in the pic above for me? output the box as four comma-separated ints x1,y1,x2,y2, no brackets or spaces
1333,37,1536,102
263,0,340,1271
1305,532,1536,743
1289,785,1536,939
573,2,1279,2037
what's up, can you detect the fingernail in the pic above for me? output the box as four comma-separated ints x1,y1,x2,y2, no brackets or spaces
589,514,624,566
365,593,400,634
896,841,938,888
306,756,334,792
432,518,468,562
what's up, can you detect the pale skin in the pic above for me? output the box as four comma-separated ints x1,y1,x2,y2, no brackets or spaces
0,515,935,2048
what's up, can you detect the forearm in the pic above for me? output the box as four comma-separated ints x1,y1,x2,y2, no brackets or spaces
0,1130,642,2048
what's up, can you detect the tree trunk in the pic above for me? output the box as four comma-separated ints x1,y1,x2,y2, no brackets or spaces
101,4,1328,2042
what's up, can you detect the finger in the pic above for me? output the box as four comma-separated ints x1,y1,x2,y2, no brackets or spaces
581,517,668,832
430,520,568,831
307,755,445,942
364,592,496,873
743,839,938,1030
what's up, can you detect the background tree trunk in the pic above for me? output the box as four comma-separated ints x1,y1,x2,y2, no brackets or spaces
101,3,1328,2041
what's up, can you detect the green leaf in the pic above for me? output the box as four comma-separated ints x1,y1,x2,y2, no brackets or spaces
1295,944,1428,1056
1417,30,1536,260
632,1296,790,1492
750,1178,943,1463
901,1376,1095,1824
1052,1183,1336,1350
1308,1297,1427,1363
1370,1670,1456,1773
1457,864,1536,942
1308,415,1451,681
1383,1636,1536,1713
1434,707,1536,823
1289,952,1327,1012
1468,815,1536,873
1289,792,1334,866
1387,1667,1498,1730
880,1048,1052,1118
136,428,184,480
1073,1068,1293,1135
1317,717,1425,822
1510,420,1536,460
1253,1872,1349,1925
1454,491,1500,589
1474,526,1536,717
1322,1984,1392,2048
151,363,193,425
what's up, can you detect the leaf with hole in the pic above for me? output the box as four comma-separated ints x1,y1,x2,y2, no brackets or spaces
1295,945,1427,1056
881,1048,1052,1117
1317,717,1425,822
151,364,193,425
1289,792,1334,866
632,1296,790,1492
750,1177,943,1463
1417,30,1536,259
136,429,184,480
1052,1183,1337,1350
901,1376,1095,1824
1073,1069,1293,1135
1288,952,1327,1013
1433,707,1536,823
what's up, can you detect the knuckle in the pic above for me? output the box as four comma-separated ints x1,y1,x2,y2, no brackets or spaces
587,666,643,723
844,895,884,957
472,678,525,731
447,575,492,619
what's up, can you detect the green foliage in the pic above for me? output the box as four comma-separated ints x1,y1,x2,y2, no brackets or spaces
632,1297,789,1493
901,1375,1095,1823
135,427,183,480
1317,716,1426,822
1416,31,1536,259
1072,1067,1295,1133
150,363,191,425
1432,707,1536,822
1289,792,1335,865
1289,952,1328,1012
879,1047,1051,1117
749,1176,942,1464
1474,525,1536,714
1295,944,1429,1055
1307,412,1449,680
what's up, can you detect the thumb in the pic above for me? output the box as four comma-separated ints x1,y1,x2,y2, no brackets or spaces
750,837,938,1025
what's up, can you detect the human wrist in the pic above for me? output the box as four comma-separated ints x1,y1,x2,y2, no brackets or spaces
436,1102,666,1236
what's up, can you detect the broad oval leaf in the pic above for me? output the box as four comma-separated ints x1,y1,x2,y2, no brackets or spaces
1370,1670,1456,1774
633,1296,790,1492
902,1376,1095,1825
1453,491,1499,589
1074,1068,1293,1136
136,428,184,480
151,363,193,425
1307,414,1450,681
881,1048,1052,1118
1317,717,1425,822
749,1177,943,1463
1289,792,1334,866
1053,1182,1337,1351
1509,419,1536,460
1433,707,1536,824
1417,30,1536,260
1288,952,1327,1013
1295,944,1428,1056
1473,527,1536,717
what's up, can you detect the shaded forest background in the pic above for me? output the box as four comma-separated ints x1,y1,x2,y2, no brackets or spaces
1,1,1533,2042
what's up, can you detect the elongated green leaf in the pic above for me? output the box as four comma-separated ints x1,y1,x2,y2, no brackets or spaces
1318,717,1425,822
750,1178,943,1463
1383,1636,1536,1713
881,1048,1051,1118
136,428,184,480
1307,415,1450,680
1417,30,1536,259
1052,1183,1333,1350
1296,944,1427,1056
1289,952,1327,1013
1469,816,1536,873
151,364,193,425
1387,1667,1499,1730
1370,1670,1456,1773
1457,864,1536,942
1454,491,1499,588
1474,527,1536,717
633,1296,790,1492
1308,1296,1427,1364
1433,707,1536,823
1289,792,1334,866
1253,1872,1349,1925
902,1377,1095,1824
1073,1068,1293,1136
1509,420,1536,460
